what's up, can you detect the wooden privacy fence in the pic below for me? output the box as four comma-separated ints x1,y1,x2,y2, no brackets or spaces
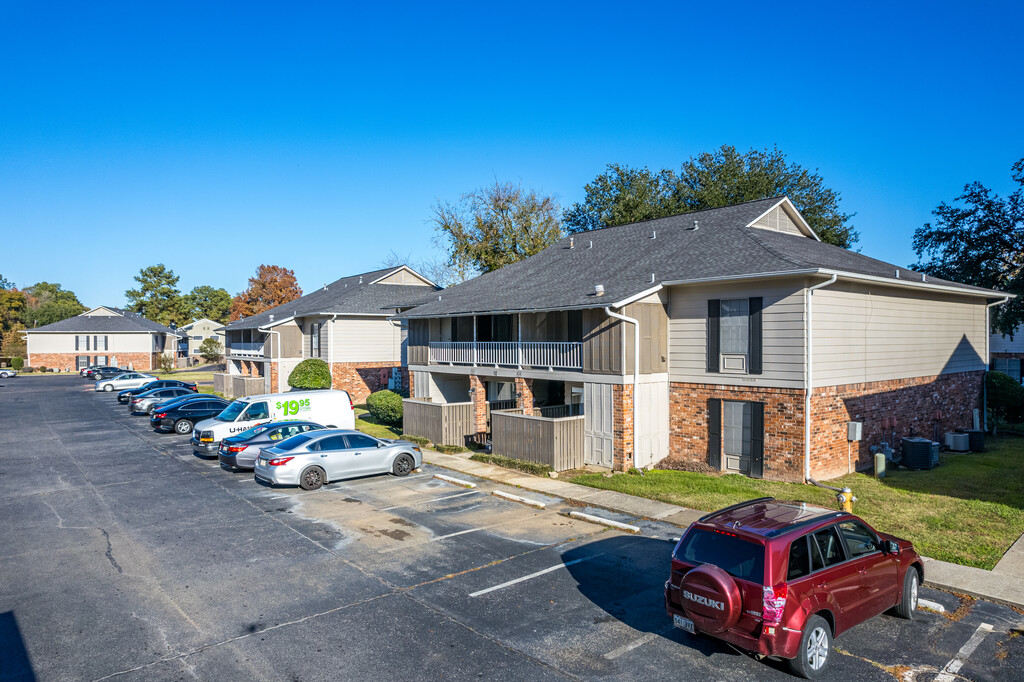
491,412,585,471
231,375,265,399
214,373,229,397
402,398,476,446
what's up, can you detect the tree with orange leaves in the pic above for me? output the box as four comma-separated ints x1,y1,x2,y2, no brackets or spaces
230,265,303,321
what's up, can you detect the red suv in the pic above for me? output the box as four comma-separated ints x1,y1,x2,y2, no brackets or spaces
664,497,922,678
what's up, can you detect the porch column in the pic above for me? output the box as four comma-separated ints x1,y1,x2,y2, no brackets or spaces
612,383,635,471
514,377,534,414
469,374,487,434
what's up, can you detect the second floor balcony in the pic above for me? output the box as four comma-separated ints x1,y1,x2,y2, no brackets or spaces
227,341,267,358
428,341,582,371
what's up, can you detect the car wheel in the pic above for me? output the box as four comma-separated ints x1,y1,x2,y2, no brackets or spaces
299,466,325,491
0,372,8,378
174,420,193,435
392,454,414,477
789,615,832,679
104,384,114,392
895,569,919,619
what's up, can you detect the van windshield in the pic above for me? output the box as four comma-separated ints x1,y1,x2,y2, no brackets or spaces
217,401,248,422
674,528,765,585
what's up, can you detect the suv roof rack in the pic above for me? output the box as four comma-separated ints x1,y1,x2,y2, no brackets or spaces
763,511,848,537
698,497,775,522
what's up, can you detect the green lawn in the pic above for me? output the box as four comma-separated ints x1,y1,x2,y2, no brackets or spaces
154,368,217,383
563,436,1024,570
353,405,402,440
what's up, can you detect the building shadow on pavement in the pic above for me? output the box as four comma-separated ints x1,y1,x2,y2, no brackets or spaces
0,611,36,681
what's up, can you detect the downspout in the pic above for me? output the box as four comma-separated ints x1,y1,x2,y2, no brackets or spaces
605,306,640,471
257,325,280,392
804,274,838,483
328,313,339,390
985,297,1011,431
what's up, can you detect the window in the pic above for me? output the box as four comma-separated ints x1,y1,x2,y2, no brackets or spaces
76,356,90,370
787,537,811,580
992,358,1023,383
317,435,348,451
345,434,379,449
838,520,879,558
76,335,90,351
245,402,270,420
94,356,108,366
723,401,751,462
275,434,314,451
720,299,749,354
673,528,765,584
192,335,202,341
311,323,321,358
810,526,846,570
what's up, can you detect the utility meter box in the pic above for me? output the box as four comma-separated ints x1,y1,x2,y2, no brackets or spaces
847,421,863,442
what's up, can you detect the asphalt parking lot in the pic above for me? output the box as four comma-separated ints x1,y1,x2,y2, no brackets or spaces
2,376,1023,681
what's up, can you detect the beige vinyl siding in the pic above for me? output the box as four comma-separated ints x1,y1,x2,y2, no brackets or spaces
28,332,153,353
751,205,803,237
375,268,434,286
332,317,404,363
82,307,120,316
668,279,807,389
812,282,987,386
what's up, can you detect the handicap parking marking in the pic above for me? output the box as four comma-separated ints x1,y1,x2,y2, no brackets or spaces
469,554,602,597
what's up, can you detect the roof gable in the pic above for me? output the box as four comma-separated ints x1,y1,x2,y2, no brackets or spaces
370,266,436,287
746,198,819,240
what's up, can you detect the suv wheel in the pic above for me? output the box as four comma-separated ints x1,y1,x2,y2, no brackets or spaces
789,615,831,679
895,569,919,619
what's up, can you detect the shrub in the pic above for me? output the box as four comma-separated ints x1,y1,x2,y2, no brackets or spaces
157,354,176,374
198,337,224,364
39,365,47,373
11,357,23,370
288,358,332,390
434,444,469,454
987,370,1024,430
366,389,403,425
402,434,430,447
470,453,553,476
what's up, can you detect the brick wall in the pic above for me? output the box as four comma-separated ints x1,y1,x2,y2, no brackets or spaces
810,371,984,479
329,361,407,404
613,383,634,471
408,371,415,399
515,377,534,413
469,374,487,433
28,351,156,372
666,383,805,481
664,371,984,482
269,362,280,393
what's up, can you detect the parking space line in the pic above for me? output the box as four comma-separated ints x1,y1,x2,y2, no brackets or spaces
935,622,993,682
469,555,601,597
603,626,675,660
379,490,480,511
431,527,486,541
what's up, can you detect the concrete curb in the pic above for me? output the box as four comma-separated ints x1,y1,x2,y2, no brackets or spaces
433,473,477,489
567,510,640,533
492,490,546,509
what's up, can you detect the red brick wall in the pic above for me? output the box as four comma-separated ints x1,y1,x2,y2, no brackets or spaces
28,352,157,372
613,383,634,471
515,377,534,413
810,371,984,479
664,371,984,482
666,383,805,481
469,374,487,433
329,362,407,404
269,362,280,393
408,371,415,398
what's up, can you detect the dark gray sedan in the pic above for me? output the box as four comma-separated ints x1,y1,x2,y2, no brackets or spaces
218,421,325,470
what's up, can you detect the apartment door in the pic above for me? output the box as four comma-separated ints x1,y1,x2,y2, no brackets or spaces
634,379,669,469
584,383,614,468
722,401,752,474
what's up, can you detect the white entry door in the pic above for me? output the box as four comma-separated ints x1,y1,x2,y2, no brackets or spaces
634,378,669,469
584,383,614,468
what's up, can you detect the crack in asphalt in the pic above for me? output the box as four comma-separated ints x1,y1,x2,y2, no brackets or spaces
99,527,123,574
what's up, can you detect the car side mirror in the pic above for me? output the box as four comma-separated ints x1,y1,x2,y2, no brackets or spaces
885,540,900,555
377,442,384,448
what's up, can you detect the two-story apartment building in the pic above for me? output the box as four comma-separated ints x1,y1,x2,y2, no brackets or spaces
219,266,437,401
990,327,1024,383
177,318,225,360
400,197,1004,481
26,306,181,371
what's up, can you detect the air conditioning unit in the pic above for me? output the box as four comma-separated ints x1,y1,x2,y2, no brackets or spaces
901,437,939,469
945,432,969,452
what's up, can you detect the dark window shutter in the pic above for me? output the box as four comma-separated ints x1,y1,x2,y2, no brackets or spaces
75,336,79,351
750,401,765,479
749,297,763,375
105,335,109,351
707,300,720,373
707,398,722,469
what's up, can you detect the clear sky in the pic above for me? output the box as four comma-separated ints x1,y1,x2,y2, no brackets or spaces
1,1,1021,307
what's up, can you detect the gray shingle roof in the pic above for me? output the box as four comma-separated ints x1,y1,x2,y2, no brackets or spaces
224,267,438,330
27,307,182,335
402,197,999,318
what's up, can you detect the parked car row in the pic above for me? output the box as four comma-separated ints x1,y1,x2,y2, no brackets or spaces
94,384,423,492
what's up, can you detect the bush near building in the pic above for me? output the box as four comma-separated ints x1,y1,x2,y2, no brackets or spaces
12,357,23,370
366,390,403,425
288,358,332,390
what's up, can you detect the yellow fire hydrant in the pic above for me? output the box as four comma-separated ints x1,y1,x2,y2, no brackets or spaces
836,487,856,513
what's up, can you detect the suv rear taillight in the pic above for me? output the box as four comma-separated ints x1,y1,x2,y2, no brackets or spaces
762,583,787,628
268,456,294,466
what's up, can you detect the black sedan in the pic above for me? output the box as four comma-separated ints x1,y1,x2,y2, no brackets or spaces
128,387,196,414
86,366,125,380
118,379,200,403
151,396,232,434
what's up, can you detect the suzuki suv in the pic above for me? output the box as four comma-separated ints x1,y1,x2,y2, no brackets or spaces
665,497,922,679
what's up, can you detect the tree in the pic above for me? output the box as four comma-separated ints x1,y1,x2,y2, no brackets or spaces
197,337,224,364
431,180,563,276
1,323,26,357
986,370,1024,434
125,265,183,326
157,353,176,374
0,288,26,331
183,285,232,323
22,282,86,327
565,145,858,248
912,158,1024,336
0,274,13,289
230,265,302,321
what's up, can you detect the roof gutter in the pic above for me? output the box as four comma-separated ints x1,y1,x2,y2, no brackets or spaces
805,273,838,483
605,305,640,471
984,296,1012,431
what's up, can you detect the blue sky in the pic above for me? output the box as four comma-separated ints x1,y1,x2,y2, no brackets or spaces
2,1,1021,307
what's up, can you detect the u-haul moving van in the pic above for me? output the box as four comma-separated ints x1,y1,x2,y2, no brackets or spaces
191,389,354,455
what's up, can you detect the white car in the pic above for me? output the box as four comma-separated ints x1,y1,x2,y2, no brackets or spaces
95,372,156,392
0,368,17,379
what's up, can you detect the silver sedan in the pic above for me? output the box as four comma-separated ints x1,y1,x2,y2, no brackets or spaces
95,373,156,392
254,430,422,490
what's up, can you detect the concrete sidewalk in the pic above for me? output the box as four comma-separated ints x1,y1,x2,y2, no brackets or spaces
424,449,1024,609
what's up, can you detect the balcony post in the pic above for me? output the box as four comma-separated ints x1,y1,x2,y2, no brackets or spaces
472,316,478,367
517,313,522,369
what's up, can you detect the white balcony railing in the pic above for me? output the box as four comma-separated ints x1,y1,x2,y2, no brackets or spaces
429,341,581,370
228,341,266,358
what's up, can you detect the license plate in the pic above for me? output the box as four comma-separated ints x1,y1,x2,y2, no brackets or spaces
673,614,695,633
258,458,267,467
